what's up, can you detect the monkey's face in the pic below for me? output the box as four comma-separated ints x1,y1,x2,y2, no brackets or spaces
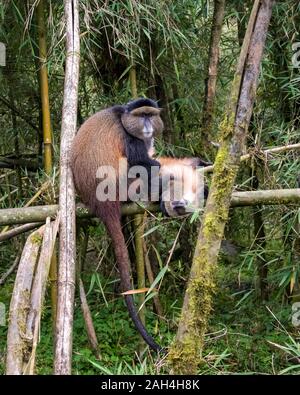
159,163,208,217
121,106,163,141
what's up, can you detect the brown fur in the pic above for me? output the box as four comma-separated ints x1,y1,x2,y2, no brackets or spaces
71,108,125,211
70,105,163,351
158,157,208,217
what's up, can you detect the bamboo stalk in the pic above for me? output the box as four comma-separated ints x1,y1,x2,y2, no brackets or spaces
129,65,138,98
37,0,57,333
36,0,52,174
0,188,300,227
36,0,58,326
129,61,149,351
54,0,80,375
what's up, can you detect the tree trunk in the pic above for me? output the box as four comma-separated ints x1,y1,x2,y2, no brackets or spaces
201,0,226,152
168,0,274,374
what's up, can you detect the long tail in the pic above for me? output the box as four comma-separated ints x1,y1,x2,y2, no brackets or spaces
95,201,163,352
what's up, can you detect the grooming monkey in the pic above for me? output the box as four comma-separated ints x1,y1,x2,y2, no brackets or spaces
71,98,164,352
158,157,209,217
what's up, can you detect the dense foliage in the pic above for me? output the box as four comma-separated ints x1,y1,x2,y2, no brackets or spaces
0,0,299,374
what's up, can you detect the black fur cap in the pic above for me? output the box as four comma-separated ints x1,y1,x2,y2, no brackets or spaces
125,98,158,112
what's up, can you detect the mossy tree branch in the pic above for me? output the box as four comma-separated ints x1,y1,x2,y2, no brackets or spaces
168,0,275,374
1,188,300,227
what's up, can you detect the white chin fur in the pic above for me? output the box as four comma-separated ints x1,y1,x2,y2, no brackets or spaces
143,125,153,138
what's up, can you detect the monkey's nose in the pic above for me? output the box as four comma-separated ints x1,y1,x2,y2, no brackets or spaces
172,199,188,209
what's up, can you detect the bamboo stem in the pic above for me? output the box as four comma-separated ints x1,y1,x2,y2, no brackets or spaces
37,0,53,174
54,0,80,375
36,0,58,330
129,65,138,98
129,61,149,352
0,188,300,227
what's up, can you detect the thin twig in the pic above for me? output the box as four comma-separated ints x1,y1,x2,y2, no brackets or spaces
0,255,21,285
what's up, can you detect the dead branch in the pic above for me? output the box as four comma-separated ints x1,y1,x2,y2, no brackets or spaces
24,217,59,374
79,278,100,359
6,226,45,375
203,143,300,174
0,223,41,242
0,255,20,285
